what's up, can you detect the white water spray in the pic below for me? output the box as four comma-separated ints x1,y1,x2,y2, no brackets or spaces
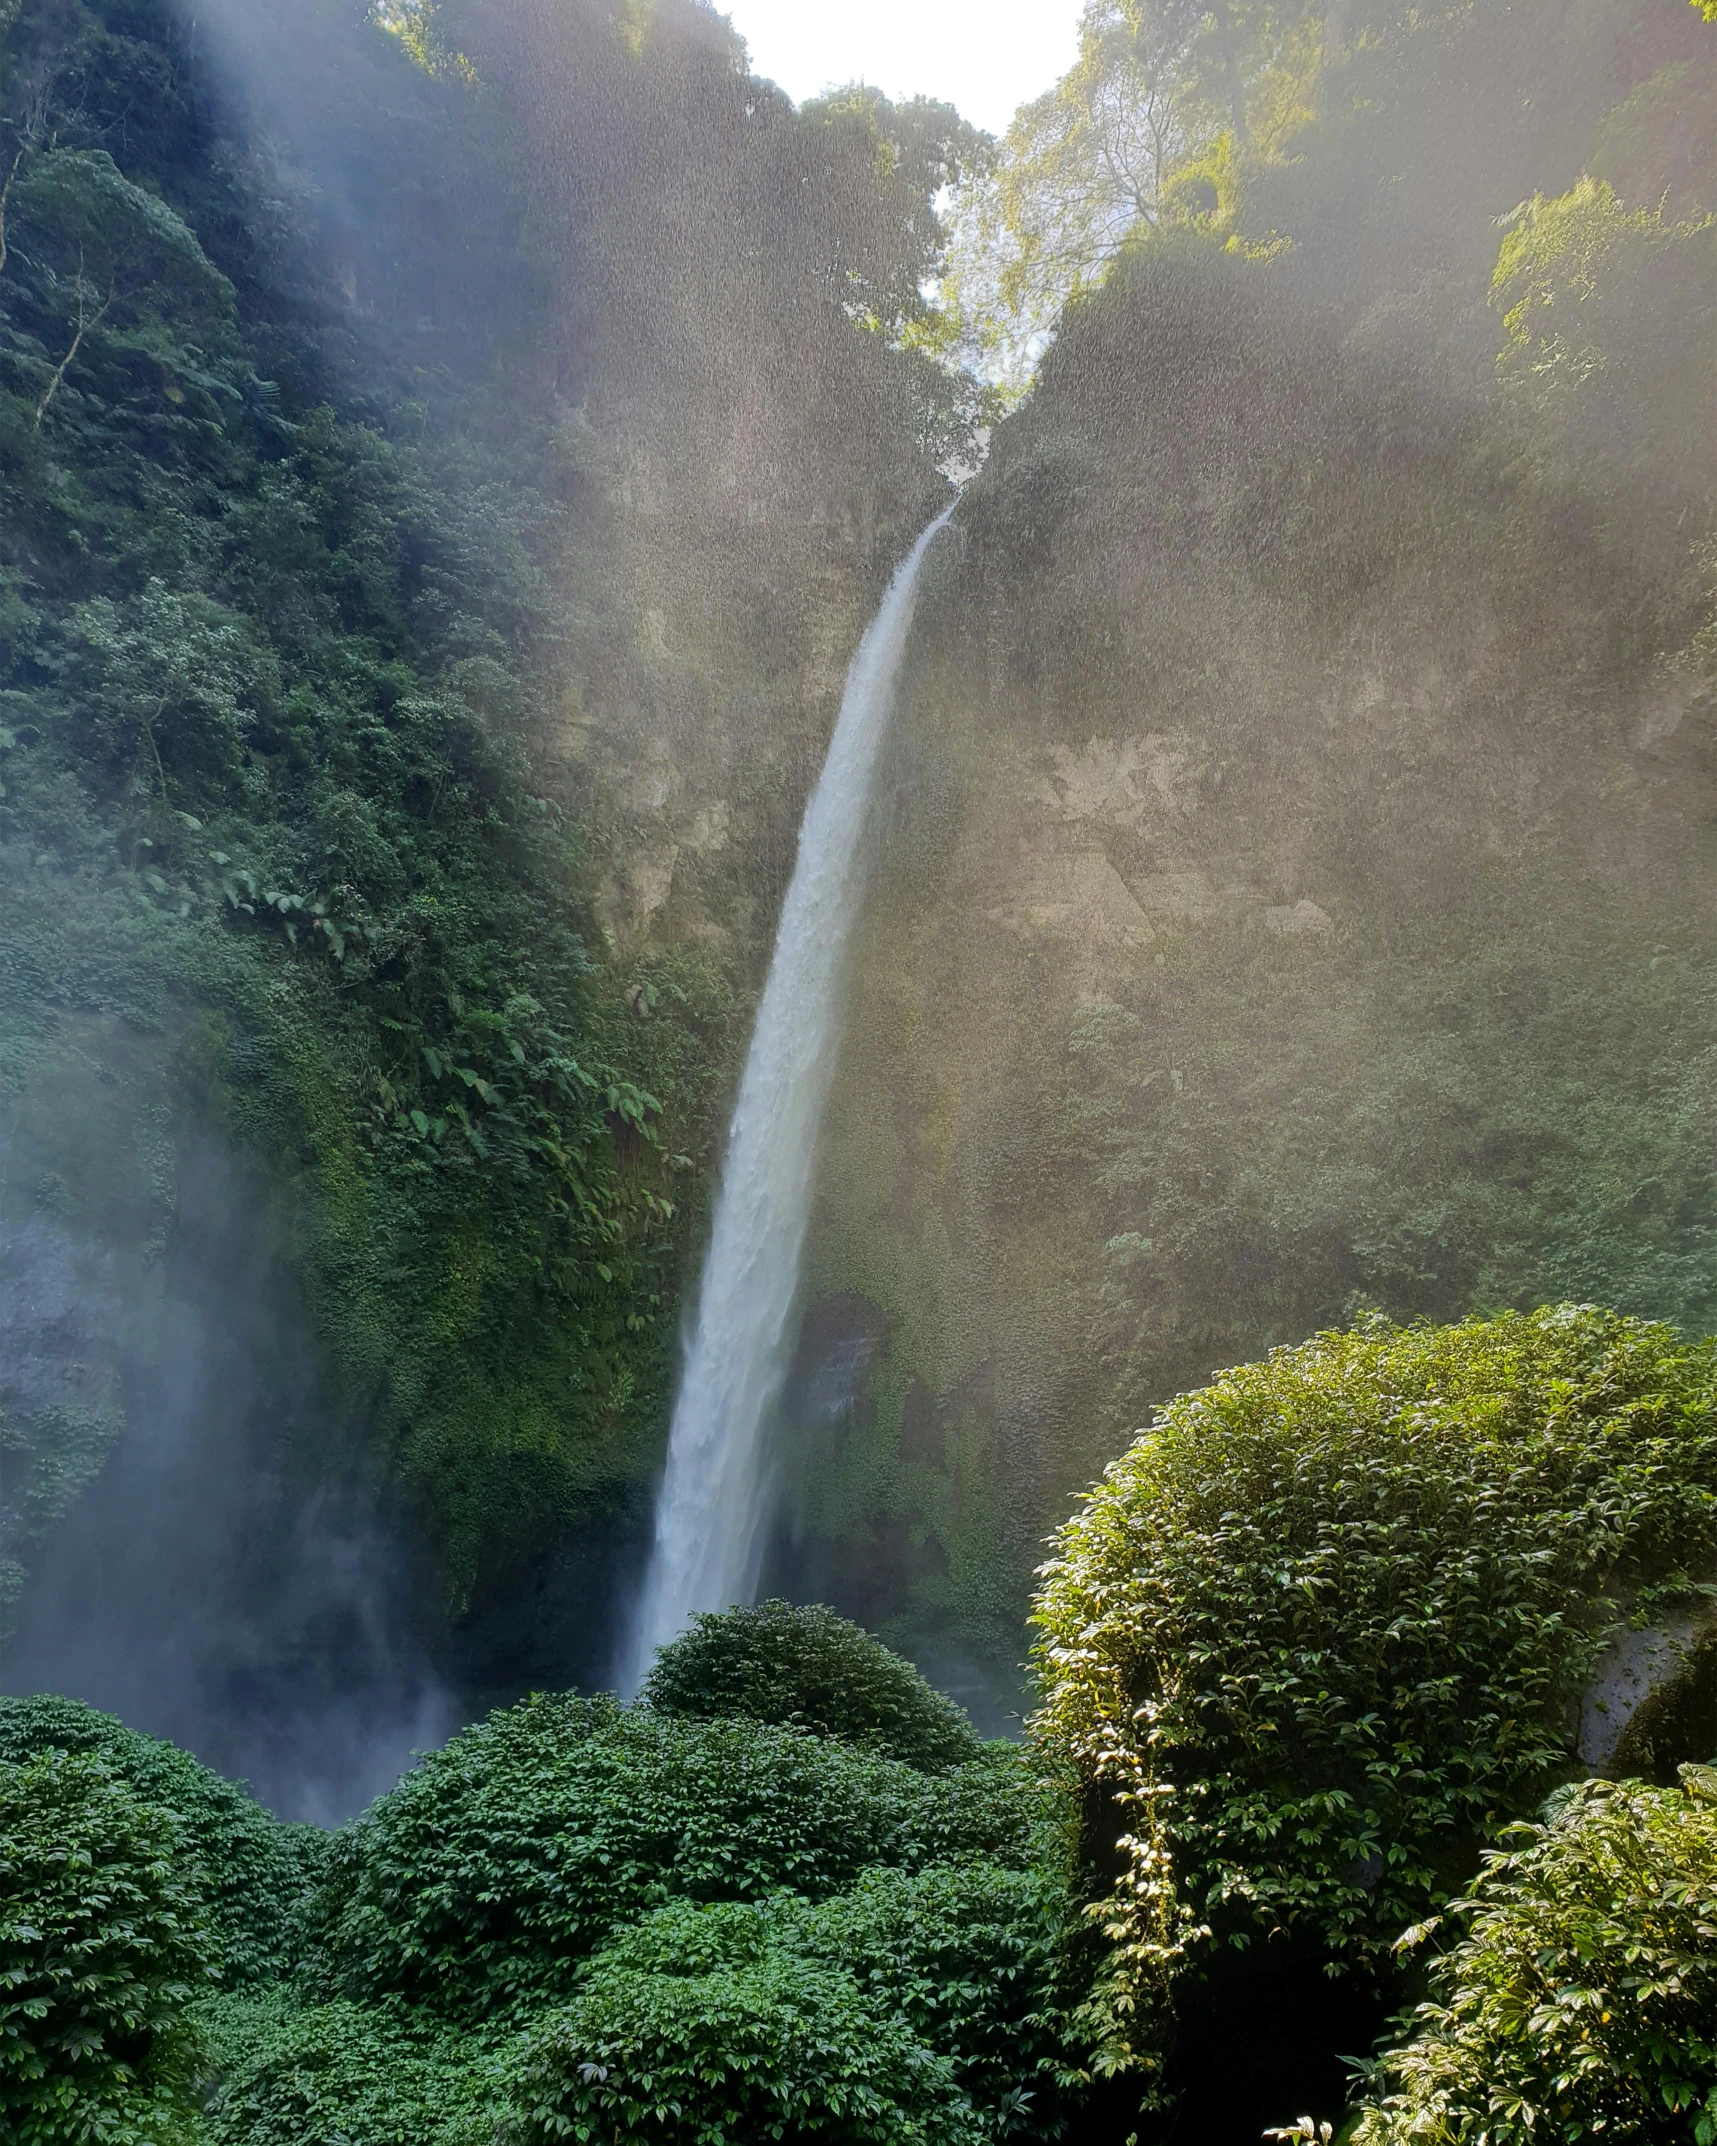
618,507,954,1692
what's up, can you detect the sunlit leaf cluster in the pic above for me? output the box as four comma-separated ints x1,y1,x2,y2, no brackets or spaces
1032,1307,1717,2076
1355,1769,1717,2144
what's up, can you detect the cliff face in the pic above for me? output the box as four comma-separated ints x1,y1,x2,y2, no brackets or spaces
0,0,958,1777
783,31,1717,1700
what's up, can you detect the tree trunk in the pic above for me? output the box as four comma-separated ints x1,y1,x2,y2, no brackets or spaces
1209,0,1247,146
0,142,24,279
34,262,111,430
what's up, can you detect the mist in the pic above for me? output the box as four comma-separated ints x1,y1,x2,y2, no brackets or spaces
0,0,1713,2134
0,1108,453,1821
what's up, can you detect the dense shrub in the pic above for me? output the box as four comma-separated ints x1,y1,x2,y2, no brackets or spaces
1032,1307,1717,2071
508,1905,978,2146
1356,1767,1717,2145
201,1706,1064,2146
505,1865,1070,2145
641,1600,982,1771
0,1750,214,2145
303,1694,1041,2016
785,1862,1072,2130
199,1990,500,2146
207,1870,1071,2146
0,1696,318,1982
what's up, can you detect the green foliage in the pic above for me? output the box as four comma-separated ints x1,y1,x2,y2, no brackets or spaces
0,0,730,1612
509,1907,980,2146
941,0,1321,383
505,1858,1070,2145
810,46,1717,1678
205,1869,1070,2146
789,1862,1073,2129
941,0,1704,392
300,1694,1043,2017
641,1599,982,1771
1062,906,1717,1427
195,1707,1066,2146
0,1695,318,1984
1356,1768,1717,2145
199,1989,501,2146
1492,174,1717,516
0,0,970,1631
1590,56,1717,225
1031,1307,1717,2076
0,1748,214,2145
4,141,235,427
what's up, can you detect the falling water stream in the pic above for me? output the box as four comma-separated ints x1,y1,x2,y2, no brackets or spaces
617,506,954,1691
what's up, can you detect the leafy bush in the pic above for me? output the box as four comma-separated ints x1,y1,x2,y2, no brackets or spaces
1032,1307,1717,2072
505,1864,1071,2145
1355,1768,1717,2145
507,1859,1073,2145
641,1600,982,1770
207,1865,1070,2146
0,1696,318,1982
303,1695,1042,2016
508,1904,980,2146
199,1989,500,2146
785,1862,1073,2131
204,1717,1064,2145
0,1749,214,2145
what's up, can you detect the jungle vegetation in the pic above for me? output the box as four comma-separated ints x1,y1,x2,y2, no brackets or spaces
1,0,1716,2138
7,1369,1717,2146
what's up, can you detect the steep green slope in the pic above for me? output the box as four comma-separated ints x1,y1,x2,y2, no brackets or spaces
0,0,967,1651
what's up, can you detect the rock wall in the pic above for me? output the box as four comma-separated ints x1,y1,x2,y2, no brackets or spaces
781,234,1716,1700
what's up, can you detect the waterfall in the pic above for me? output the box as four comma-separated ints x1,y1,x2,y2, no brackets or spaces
617,506,954,1693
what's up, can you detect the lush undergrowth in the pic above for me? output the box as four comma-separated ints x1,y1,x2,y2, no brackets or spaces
0,1611,1074,2146
1034,1306,1717,2122
7,1333,1717,2143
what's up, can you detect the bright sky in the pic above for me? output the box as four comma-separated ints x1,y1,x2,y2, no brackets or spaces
716,0,1086,138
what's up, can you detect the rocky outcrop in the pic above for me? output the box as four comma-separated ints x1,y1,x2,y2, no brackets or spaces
1582,1607,1717,1779
777,244,1717,1697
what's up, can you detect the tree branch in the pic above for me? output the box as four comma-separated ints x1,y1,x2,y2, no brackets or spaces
1,85,54,282
33,252,111,429
0,141,24,281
